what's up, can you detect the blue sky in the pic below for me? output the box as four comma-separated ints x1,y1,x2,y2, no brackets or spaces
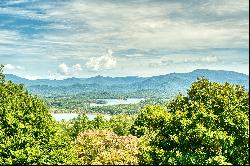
0,0,249,79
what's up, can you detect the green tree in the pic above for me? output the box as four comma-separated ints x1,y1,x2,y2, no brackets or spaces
70,114,90,138
91,114,107,129
130,105,169,137
132,78,249,165
76,130,139,165
109,114,134,136
0,69,78,164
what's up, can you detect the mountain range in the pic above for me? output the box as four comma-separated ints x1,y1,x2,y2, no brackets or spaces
6,69,249,98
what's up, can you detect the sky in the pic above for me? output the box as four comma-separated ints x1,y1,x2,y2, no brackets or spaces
0,0,249,80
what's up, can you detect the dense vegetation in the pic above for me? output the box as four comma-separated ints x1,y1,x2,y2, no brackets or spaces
1,65,249,165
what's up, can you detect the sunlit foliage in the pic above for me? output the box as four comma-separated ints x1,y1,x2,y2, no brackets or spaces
76,130,139,165
108,114,134,136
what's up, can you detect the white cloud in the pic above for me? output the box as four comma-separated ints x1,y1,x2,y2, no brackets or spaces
58,63,69,75
72,64,82,75
86,49,117,71
58,63,83,76
4,64,15,70
4,64,24,70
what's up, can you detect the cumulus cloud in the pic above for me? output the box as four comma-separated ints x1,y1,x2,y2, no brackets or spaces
86,49,117,71
58,63,83,76
58,63,69,75
4,64,24,70
72,64,82,74
4,64,15,70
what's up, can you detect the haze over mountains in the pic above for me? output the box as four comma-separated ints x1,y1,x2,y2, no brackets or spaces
6,69,249,98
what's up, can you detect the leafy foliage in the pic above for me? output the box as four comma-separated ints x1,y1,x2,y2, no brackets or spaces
132,78,249,165
66,113,135,139
130,105,170,137
108,114,134,136
90,114,108,129
0,79,78,164
70,114,91,138
76,130,139,165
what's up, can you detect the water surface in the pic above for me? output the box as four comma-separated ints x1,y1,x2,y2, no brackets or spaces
90,98,144,107
52,113,111,121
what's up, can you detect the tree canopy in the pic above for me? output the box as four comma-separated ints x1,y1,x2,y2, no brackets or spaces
131,78,249,165
0,69,77,164
76,130,139,165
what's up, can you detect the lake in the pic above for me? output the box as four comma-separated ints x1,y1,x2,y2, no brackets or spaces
52,98,144,121
52,113,111,121
89,98,144,107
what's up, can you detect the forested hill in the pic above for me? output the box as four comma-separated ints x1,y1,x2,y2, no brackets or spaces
6,69,249,98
